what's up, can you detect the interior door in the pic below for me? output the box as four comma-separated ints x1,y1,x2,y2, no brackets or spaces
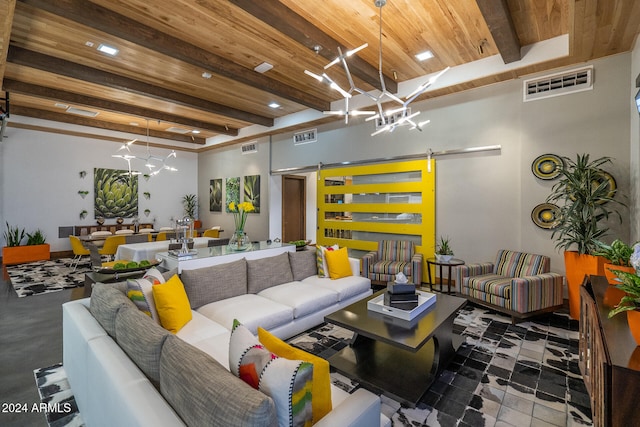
282,175,306,243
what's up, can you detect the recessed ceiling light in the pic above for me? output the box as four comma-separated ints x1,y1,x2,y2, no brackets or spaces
192,130,201,134
97,44,119,56
202,72,212,79
415,50,434,61
54,102,69,109
268,102,280,109
129,122,139,126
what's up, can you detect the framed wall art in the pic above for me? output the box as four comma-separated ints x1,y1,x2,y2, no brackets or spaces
94,168,138,218
244,174,260,213
225,177,240,212
209,178,223,212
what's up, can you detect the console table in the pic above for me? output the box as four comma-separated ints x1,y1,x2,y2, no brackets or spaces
156,241,295,273
579,276,640,427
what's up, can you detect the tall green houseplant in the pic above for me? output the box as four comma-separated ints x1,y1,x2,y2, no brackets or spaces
546,153,625,319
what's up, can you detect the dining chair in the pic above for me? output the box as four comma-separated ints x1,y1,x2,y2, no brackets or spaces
69,235,90,271
98,235,126,261
115,229,134,235
203,229,220,238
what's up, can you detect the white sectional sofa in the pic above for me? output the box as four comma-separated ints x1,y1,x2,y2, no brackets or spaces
63,249,390,426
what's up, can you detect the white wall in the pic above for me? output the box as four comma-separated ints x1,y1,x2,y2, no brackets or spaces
0,125,197,252
268,54,633,274
269,171,318,243
197,138,270,241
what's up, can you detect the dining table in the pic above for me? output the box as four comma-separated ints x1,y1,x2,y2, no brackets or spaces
114,237,215,262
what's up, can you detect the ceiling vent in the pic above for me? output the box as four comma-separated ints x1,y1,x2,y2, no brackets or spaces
66,107,99,117
293,128,317,145
375,108,411,129
241,141,257,154
523,66,593,102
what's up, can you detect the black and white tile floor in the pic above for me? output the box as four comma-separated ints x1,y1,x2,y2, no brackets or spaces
288,304,592,427
34,303,591,427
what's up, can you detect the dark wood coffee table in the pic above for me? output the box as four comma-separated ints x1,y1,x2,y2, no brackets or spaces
324,289,467,407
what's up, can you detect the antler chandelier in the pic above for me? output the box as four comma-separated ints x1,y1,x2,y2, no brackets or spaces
112,119,178,176
305,0,449,136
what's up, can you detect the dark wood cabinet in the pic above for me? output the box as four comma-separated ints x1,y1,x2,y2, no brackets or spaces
580,276,640,427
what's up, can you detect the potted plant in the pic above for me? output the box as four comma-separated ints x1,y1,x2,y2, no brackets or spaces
435,236,454,262
546,154,626,319
593,239,636,284
608,268,640,344
182,194,201,229
2,223,50,265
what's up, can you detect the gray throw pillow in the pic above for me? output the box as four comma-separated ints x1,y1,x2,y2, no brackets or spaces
180,258,247,309
288,250,318,281
89,283,135,338
159,335,277,427
115,305,170,388
247,252,293,294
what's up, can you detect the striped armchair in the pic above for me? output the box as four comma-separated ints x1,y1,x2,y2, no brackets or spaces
361,240,423,285
454,250,564,323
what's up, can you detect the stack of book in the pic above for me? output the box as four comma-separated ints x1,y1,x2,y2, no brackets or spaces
384,282,418,310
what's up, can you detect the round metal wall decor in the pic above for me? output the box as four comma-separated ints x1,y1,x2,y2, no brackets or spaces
531,203,561,229
531,154,563,180
595,170,617,203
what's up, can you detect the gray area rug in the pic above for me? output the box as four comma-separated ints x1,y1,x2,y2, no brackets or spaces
34,304,592,427
6,258,90,298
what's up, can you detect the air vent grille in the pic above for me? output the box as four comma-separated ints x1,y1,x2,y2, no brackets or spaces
293,128,317,145
375,108,411,129
241,142,257,154
524,66,593,102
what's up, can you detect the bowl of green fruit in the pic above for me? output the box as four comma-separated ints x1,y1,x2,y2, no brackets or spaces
289,240,311,251
96,259,159,274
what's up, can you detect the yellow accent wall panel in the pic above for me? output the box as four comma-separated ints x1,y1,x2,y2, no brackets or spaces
317,159,435,283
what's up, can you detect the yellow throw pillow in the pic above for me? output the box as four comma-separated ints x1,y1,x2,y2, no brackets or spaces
258,327,332,424
152,274,192,333
324,247,352,280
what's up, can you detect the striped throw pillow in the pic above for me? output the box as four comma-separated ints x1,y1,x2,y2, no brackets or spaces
230,320,313,427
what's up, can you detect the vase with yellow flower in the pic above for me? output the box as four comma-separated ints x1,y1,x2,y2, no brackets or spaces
228,201,254,251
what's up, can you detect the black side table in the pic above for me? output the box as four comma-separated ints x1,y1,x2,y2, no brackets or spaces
426,257,465,294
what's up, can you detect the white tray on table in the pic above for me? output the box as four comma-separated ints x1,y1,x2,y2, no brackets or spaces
367,290,437,321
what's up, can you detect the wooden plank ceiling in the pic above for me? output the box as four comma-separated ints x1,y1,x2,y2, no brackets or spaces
0,0,639,148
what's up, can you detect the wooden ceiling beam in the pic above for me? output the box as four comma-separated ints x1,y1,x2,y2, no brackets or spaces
475,0,521,64
3,79,235,137
18,0,330,112
7,46,272,128
0,0,16,88
229,0,397,94
10,105,207,144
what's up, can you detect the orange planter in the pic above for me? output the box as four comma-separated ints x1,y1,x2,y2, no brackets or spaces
564,251,606,320
627,310,640,346
603,264,636,285
2,244,50,265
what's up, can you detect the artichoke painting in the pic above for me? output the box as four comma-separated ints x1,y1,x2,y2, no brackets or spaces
94,168,139,219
